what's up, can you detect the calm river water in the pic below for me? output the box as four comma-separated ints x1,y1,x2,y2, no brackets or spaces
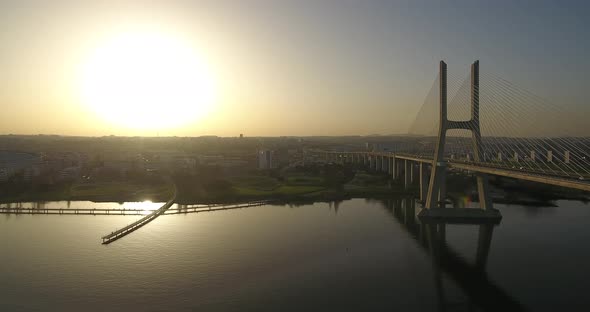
1,198,589,311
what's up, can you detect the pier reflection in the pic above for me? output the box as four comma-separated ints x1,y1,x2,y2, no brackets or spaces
381,198,527,312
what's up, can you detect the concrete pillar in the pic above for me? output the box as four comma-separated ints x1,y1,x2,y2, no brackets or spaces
371,155,379,171
497,152,502,162
565,151,570,164
425,61,447,209
530,150,536,162
514,152,519,162
547,150,553,163
410,162,414,184
419,163,429,202
404,160,410,189
392,156,397,179
388,157,393,175
466,154,471,162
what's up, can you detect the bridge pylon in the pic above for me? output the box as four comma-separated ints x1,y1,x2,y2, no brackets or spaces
421,61,501,221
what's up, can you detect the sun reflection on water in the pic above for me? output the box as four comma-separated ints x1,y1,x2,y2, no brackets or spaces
121,201,163,215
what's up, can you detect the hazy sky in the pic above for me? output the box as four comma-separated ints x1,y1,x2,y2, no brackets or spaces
0,0,588,137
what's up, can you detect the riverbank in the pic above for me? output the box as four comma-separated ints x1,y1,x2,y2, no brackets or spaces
0,180,175,203
0,169,415,204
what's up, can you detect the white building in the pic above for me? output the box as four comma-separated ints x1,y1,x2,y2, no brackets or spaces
257,150,275,169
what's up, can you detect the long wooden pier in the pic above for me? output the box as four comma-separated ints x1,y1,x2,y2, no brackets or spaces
0,201,270,216
101,200,269,244
101,179,178,244
101,200,175,244
0,195,270,244
0,207,151,215
166,201,269,215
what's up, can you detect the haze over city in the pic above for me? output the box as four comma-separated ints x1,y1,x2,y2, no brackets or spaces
1,0,589,136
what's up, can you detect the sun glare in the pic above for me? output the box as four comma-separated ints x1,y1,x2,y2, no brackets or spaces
80,31,216,131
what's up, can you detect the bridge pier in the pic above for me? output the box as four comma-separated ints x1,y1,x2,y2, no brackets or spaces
419,163,429,202
382,156,389,172
420,60,500,222
387,156,392,175
404,160,410,189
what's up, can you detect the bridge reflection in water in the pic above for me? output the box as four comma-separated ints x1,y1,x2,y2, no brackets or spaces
380,198,527,312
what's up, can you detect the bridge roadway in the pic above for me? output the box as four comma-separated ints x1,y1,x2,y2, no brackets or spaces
328,151,590,192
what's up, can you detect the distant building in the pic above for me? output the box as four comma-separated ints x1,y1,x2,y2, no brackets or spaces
257,150,275,169
0,151,41,182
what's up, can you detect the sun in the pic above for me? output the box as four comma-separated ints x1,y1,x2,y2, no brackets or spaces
79,31,216,131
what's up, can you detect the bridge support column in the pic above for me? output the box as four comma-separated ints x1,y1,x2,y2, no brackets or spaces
424,61,448,209
404,160,410,189
419,163,429,202
388,157,393,175
565,151,570,164
391,156,397,179
547,150,553,163
420,60,499,222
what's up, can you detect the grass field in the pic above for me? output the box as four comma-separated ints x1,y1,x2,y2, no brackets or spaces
230,173,326,197
69,181,174,201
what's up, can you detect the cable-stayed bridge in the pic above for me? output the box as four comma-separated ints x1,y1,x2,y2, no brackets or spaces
325,60,590,221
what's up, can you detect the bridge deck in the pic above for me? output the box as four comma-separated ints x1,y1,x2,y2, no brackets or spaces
325,151,590,192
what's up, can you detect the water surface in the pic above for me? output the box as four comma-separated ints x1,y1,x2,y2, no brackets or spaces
1,198,589,311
